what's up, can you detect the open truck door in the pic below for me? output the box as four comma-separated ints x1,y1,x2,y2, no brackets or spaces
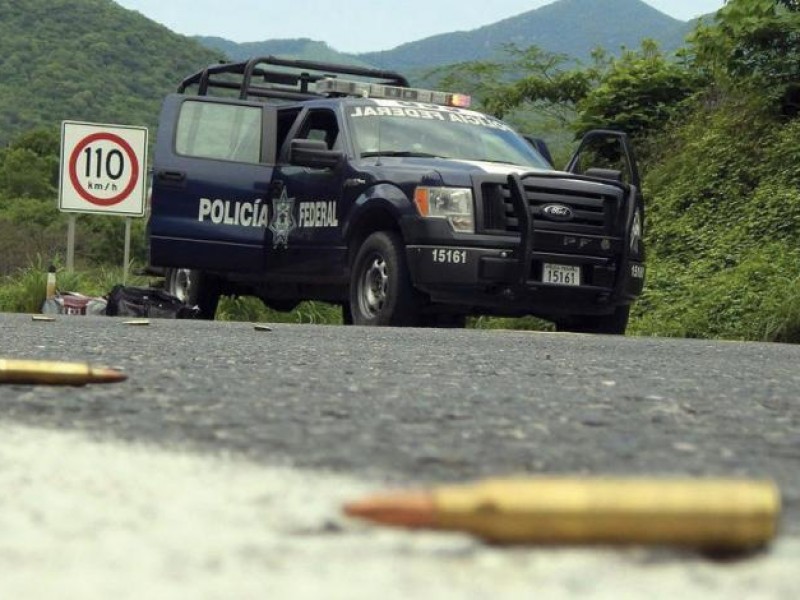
566,129,641,190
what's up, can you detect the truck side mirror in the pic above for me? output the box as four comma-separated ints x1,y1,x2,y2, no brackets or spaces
289,139,343,169
523,135,554,167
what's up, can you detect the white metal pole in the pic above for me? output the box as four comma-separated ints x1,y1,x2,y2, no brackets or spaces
66,215,76,272
123,218,131,285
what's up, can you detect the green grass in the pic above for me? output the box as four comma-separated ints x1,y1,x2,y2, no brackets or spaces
0,261,145,314
0,262,555,330
215,296,345,325
5,259,797,341
0,262,349,325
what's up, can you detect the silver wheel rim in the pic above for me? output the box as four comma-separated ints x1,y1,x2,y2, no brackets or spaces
169,269,194,302
359,255,388,317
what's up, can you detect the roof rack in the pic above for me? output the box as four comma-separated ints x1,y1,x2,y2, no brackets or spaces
178,56,410,101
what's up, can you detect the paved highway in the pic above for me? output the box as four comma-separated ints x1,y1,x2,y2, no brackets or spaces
1,312,798,598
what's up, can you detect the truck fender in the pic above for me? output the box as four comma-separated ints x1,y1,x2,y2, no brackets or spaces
342,183,416,247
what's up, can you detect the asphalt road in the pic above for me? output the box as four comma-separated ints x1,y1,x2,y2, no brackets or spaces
1,312,799,598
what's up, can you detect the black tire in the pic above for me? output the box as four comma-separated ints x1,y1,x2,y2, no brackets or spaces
349,231,420,326
164,268,220,320
556,305,630,335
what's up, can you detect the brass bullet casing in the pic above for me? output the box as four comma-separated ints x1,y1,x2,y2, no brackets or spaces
123,319,150,326
434,478,780,550
0,359,127,386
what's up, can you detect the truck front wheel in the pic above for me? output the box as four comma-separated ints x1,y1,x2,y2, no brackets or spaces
164,268,220,320
349,231,420,326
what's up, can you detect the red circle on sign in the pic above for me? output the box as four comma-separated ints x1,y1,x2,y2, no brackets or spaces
68,132,140,206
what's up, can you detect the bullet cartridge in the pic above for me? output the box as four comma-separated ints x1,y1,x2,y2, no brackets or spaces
0,359,127,386
345,477,780,550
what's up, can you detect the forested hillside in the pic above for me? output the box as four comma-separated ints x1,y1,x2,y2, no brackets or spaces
0,0,218,276
0,0,219,145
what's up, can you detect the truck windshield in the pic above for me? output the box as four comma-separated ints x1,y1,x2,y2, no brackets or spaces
346,101,552,169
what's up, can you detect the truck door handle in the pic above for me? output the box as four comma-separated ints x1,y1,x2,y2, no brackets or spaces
156,170,186,183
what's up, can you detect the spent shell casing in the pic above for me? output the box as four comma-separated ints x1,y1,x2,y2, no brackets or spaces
123,319,150,326
434,478,780,549
0,359,127,386
346,477,781,551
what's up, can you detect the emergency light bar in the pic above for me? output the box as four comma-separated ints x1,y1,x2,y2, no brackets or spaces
316,77,471,108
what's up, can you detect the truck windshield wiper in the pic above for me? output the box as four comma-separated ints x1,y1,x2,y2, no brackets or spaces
471,158,520,165
360,151,444,158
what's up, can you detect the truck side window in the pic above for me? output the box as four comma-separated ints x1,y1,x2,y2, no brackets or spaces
176,101,262,163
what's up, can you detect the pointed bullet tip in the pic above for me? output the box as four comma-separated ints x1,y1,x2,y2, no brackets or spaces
91,367,128,384
344,491,436,528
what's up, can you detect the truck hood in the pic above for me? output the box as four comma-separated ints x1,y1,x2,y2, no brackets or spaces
362,156,560,187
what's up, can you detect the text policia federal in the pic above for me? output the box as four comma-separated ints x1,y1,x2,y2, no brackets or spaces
197,197,339,229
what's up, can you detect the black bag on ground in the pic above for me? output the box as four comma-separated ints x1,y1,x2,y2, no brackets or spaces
105,285,200,319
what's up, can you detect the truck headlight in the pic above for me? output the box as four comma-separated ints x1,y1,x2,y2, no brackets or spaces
414,187,475,234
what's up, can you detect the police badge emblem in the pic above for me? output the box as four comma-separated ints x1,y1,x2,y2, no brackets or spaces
269,187,296,248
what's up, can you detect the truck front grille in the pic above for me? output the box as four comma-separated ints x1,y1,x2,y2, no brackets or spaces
481,178,621,236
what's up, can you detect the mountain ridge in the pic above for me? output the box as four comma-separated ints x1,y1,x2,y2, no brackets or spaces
198,0,705,72
0,0,714,145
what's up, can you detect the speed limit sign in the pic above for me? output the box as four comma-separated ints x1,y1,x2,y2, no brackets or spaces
59,121,148,216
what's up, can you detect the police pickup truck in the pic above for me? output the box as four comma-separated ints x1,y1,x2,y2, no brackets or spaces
147,57,645,333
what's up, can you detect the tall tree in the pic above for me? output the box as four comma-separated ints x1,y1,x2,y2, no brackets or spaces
691,0,800,113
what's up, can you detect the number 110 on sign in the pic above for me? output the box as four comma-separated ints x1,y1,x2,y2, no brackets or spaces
83,146,125,181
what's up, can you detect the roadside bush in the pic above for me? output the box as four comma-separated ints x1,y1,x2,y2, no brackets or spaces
0,262,148,314
631,93,800,342
631,243,800,341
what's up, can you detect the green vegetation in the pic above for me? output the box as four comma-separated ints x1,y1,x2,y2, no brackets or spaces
0,261,146,314
0,260,346,324
0,0,219,145
0,0,214,310
630,0,800,341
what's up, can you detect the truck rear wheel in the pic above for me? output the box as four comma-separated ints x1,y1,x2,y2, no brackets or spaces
165,268,220,320
349,231,420,326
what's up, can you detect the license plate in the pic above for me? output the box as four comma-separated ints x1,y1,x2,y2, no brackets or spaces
543,263,581,286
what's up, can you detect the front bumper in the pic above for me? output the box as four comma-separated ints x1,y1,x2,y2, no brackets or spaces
406,243,644,317
401,172,645,318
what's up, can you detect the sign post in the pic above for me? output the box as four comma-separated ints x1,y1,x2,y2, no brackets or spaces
66,216,76,272
59,121,148,277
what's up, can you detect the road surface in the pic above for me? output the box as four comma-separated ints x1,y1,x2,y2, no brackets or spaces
0,313,798,598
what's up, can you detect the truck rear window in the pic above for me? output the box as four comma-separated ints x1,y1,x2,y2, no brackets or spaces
175,101,262,163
